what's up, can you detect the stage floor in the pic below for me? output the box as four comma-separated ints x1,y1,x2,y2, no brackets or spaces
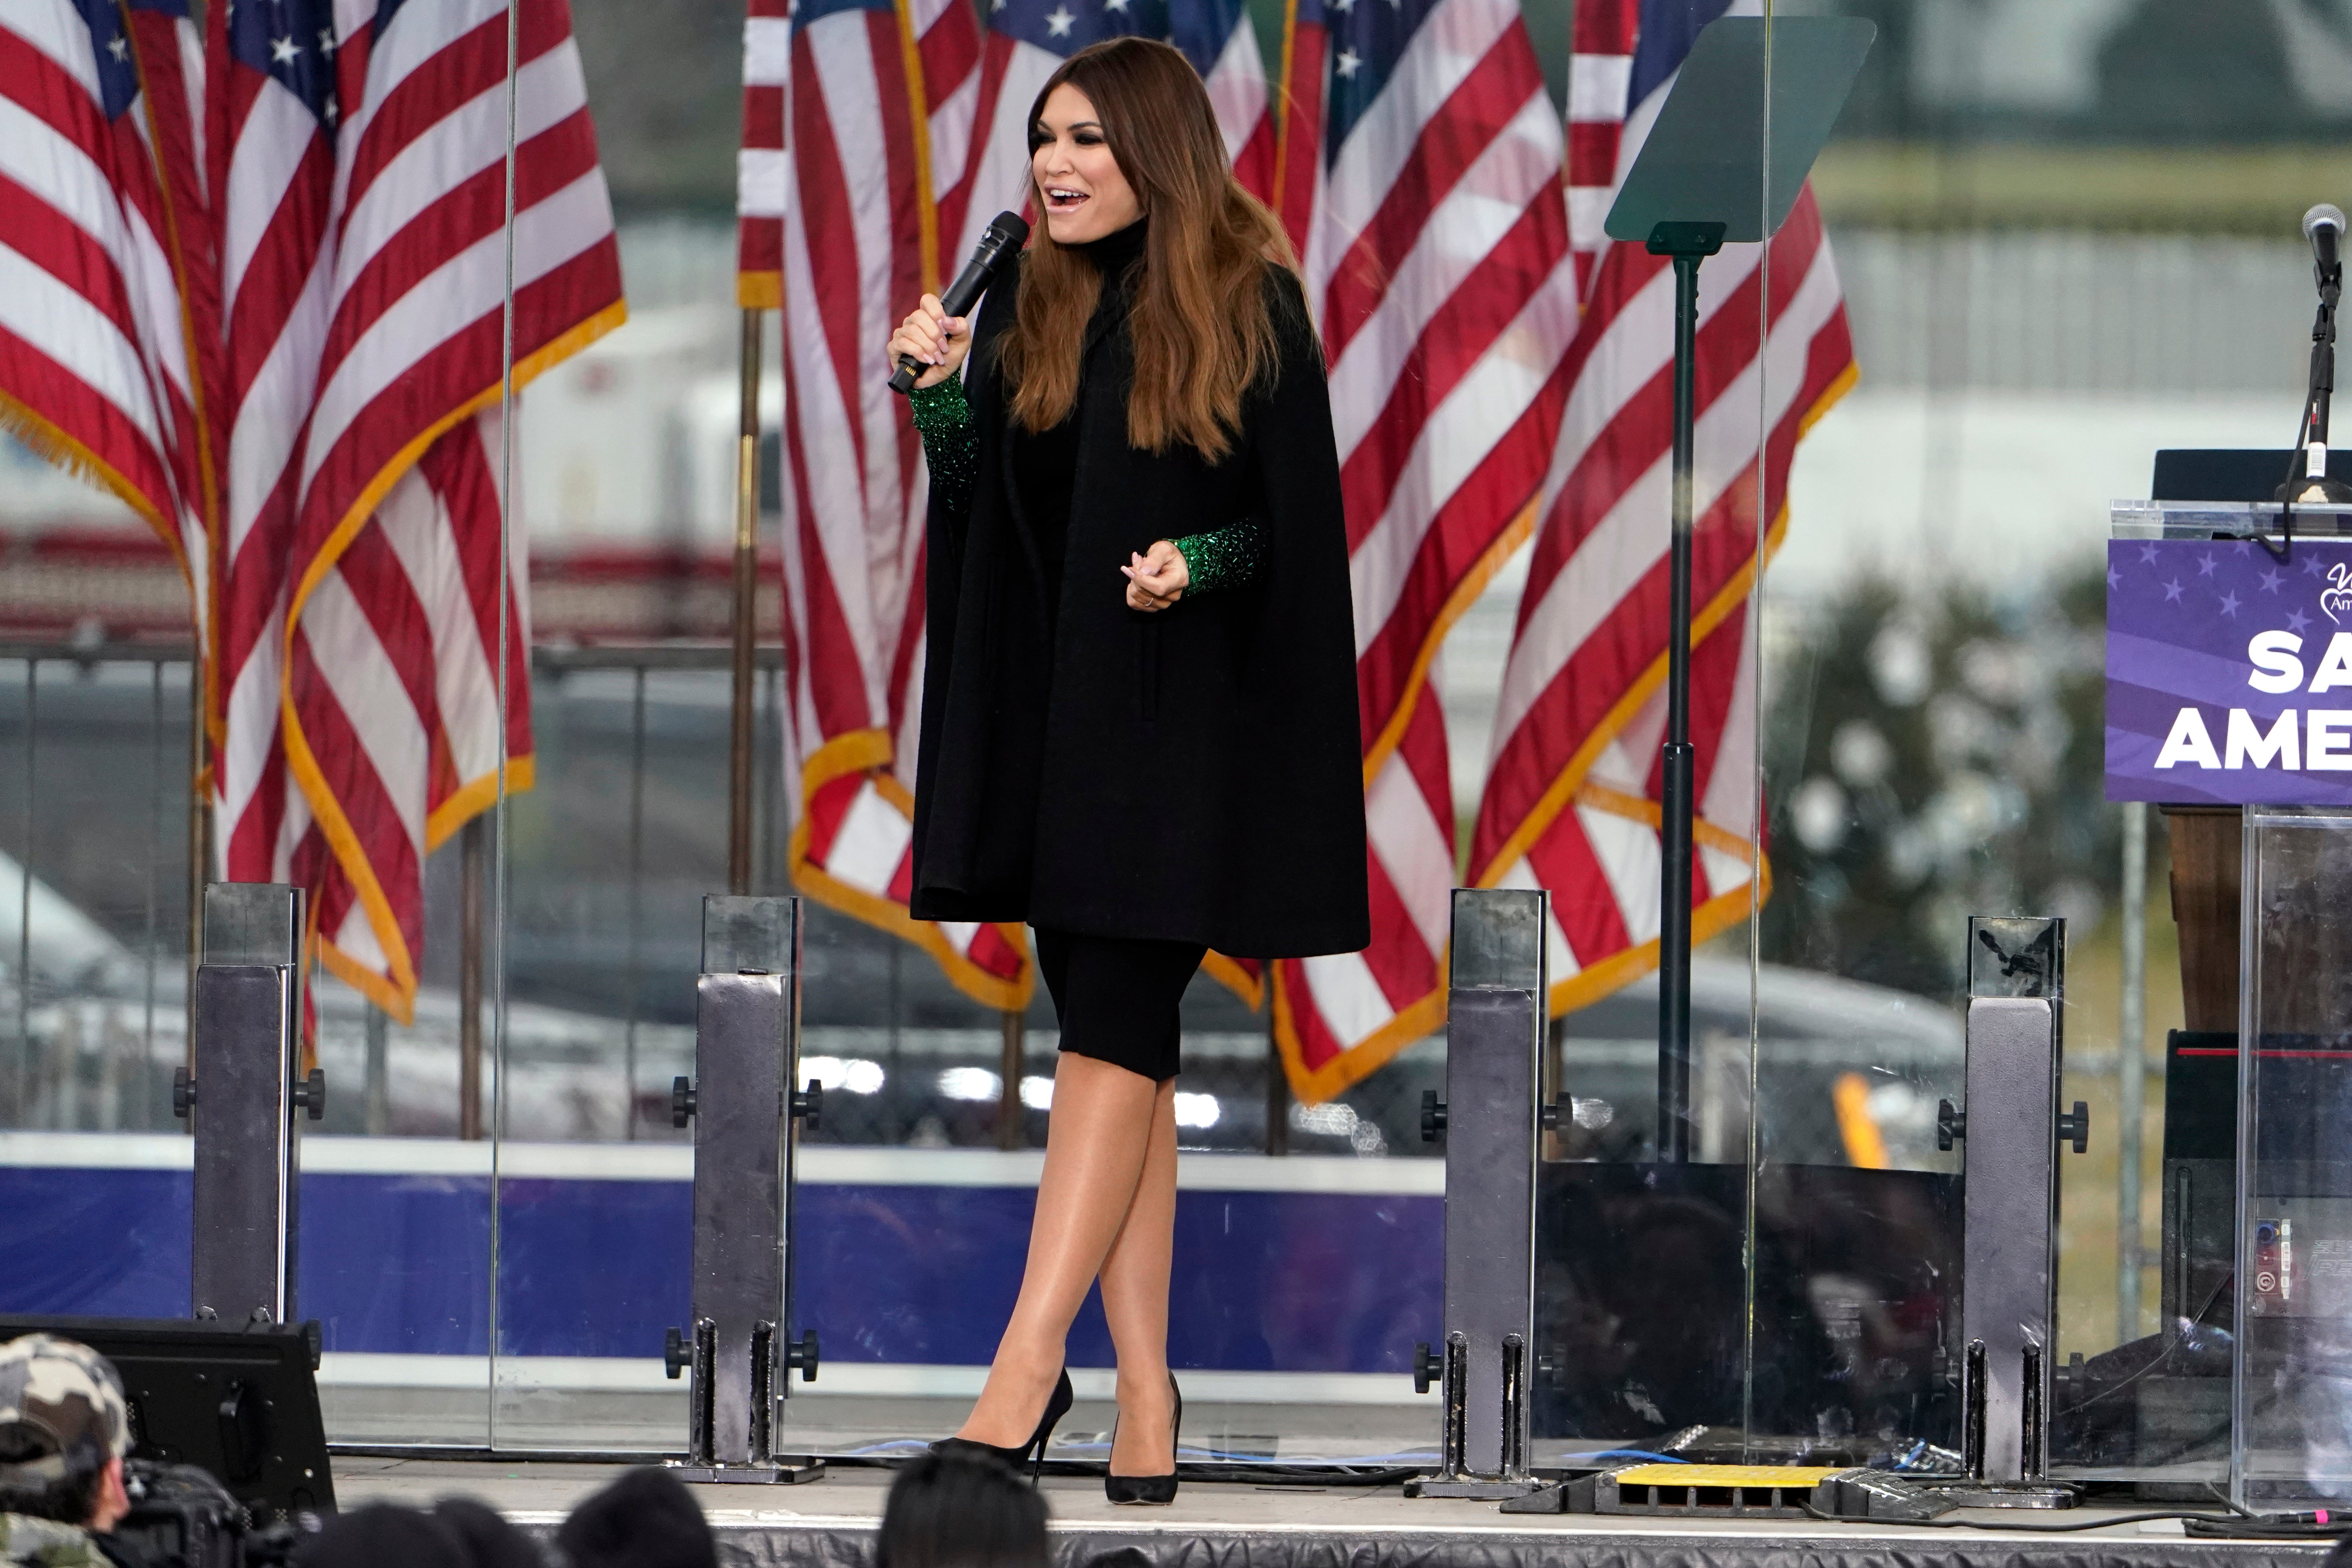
319,1388,1441,1466
333,1456,2337,1568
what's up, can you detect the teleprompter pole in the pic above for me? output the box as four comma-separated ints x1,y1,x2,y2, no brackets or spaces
1648,221,1724,1165
728,310,763,896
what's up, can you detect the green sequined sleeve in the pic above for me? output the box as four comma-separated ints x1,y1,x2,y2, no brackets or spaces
908,374,978,516
1171,518,1263,596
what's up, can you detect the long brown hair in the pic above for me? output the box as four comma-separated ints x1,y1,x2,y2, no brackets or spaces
997,38,1298,462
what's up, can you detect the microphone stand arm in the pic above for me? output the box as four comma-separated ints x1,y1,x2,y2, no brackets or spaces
2309,272,2339,454
2290,263,2352,509
1645,219,1725,1166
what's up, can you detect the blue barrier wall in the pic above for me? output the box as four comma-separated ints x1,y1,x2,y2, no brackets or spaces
0,1167,1440,1374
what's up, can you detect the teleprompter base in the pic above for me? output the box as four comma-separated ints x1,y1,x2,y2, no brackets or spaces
664,1458,827,1485
1938,1483,2076,1509
1403,1476,1543,1499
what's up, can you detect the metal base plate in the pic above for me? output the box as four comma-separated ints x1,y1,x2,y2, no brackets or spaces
1406,1476,1543,1500
1937,1483,2074,1509
667,1459,828,1486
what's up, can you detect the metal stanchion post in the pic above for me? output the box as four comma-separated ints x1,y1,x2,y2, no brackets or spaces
1407,888,1547,1500
666,896,822,1482
1940,915,2081,1507
180,884,319,1326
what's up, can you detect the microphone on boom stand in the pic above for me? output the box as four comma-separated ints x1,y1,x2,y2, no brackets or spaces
2282,203,2352,506
887,211,1031,396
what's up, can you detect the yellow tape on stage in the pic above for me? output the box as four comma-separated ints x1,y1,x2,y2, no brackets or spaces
1608,1465,1843,1487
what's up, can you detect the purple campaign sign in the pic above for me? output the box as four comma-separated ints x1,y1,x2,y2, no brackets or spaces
2107,536,2352,805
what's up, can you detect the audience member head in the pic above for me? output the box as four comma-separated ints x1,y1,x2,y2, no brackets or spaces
293,1503,478,1568
0,1334,132,1533
434,1496,545,1568
876,1451,1049,1568
556,1465,715,1568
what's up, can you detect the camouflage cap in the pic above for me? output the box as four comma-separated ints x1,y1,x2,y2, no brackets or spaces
0,1336,129,1482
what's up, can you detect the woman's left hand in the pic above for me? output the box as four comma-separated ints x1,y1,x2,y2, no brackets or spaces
1122,541,1190,612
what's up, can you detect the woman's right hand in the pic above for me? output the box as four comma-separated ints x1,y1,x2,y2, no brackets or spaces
887,293,970,390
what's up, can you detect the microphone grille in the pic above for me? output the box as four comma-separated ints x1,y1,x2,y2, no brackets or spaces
2307,203,2347,239
986,210,1033,245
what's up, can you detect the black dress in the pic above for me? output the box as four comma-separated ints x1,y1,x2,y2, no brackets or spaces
907,227,1369,1076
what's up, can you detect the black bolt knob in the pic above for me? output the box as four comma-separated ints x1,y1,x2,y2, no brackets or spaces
172,1068,195,1118
786,1328,820,1383
1937,1098,1965,1152
2058,1100,2090,1155
791,1080,824,1131
1412,1341,1442,1395
663,1325,688,1380
672,1077,696,1129
1540,1098,1562,1132
293,1067,325,1121
1420,1090,1447,1143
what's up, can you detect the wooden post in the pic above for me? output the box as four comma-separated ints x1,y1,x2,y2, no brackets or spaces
1264,992,1289,1156
727,309,763,896
997,1009,1025,1151
2162,806,2239,1032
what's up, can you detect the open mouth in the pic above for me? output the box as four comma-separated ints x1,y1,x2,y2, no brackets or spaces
1044,187,1089,212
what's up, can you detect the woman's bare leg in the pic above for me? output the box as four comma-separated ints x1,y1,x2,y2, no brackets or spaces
957,1052,1157,1445
1098,1078,1179,1474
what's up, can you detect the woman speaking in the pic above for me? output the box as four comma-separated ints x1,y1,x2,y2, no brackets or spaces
887,38,1367,1503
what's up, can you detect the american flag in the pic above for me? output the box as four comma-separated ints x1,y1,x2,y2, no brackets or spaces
744,0,982,311
214,0,624,1019
941,0,1273,266
210,0,336,909
1266,0,1579,1100
1469,0,1856,1017
0,0,215,651
754,0,1033,1010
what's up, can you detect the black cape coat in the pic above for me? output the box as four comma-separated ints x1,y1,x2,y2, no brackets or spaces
908,253,1370,958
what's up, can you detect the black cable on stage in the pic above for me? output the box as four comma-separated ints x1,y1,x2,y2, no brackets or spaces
1799,1500,2348,1538
1174,1464,1421,1488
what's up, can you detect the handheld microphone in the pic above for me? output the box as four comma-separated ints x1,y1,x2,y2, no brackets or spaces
2306,202,2344,296
889,211,1031,395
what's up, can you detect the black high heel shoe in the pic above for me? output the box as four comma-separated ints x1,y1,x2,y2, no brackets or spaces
1104,1374,1181,1505
935,1368,1073,1483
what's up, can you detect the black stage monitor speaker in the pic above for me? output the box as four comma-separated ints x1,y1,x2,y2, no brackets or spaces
2152,448,2352,502
0,1315,334,1519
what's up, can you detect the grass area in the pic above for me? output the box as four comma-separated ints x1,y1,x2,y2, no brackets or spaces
1814,141,2352,234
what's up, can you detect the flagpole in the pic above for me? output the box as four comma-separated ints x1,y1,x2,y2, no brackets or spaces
460,815,485,1140
186,660,207,1104
729,309,764,896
